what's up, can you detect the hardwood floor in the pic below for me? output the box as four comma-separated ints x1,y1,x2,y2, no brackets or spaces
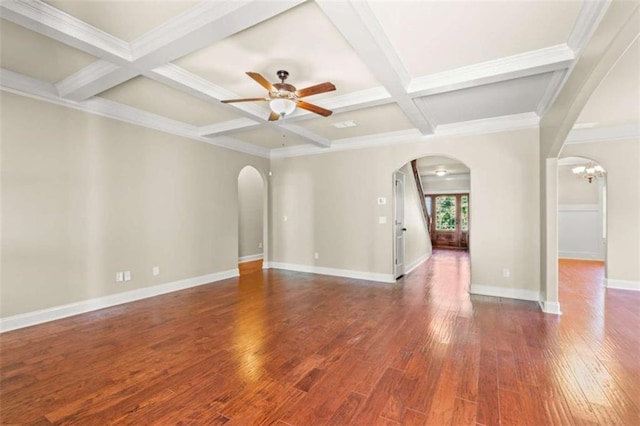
1,251,638,425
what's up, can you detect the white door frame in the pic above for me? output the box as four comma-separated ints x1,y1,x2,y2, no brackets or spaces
393,171,406,279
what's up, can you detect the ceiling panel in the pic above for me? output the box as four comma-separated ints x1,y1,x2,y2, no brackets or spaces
98,76,243,126
576,38,640,127
0,19,97,83
369,1,582,77
44,0,198,42
296,103,414,140
229,127,308,150
173,1,380,101
420,72,555,125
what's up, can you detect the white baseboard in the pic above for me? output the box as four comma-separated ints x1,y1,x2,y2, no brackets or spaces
538,300,562,315
606,278,640,291
405,253,431,275
268,262,396,283
0,269,239,333
470,284,540,302
238,254,263,263
558,251,604,261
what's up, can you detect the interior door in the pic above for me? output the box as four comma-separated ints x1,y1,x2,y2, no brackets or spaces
394,171,406,278
430,193,469,249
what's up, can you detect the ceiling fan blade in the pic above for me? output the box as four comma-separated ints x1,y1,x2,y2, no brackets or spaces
295,82,336,98
246,72,276,92
221,97,268,103
297,100,332,117
268,111,280,121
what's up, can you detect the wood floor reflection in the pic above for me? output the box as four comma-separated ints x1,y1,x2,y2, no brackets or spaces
1,251,638,425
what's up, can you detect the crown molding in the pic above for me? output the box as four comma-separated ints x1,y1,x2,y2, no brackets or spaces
0,0,131,62
435,112,540,137
271,112,542,159
199,118,260,137
408,44,574,98
0,68,59,96
1,71,270,159
564,124,640,144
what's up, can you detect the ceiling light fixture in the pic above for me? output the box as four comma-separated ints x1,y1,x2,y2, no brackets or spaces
572,162,605,183
269,98,296,117
435,169,447,177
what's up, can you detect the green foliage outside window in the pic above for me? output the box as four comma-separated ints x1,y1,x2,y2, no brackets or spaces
461,196,469,231
435,196,456,231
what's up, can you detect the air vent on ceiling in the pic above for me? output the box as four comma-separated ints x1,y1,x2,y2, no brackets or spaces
332,120,357,128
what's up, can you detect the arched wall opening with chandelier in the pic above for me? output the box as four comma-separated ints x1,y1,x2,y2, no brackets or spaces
557,156,607,264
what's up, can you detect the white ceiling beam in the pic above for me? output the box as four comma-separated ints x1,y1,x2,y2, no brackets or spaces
6,0,304,101
408,45,575,98
0,0,131,62
277,123,332,148
199,118,260,137
316,0,436,135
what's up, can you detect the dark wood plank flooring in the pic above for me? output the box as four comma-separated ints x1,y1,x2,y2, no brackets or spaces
1,251,638,425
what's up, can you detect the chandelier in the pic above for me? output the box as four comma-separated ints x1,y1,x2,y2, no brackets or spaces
572,162,605,183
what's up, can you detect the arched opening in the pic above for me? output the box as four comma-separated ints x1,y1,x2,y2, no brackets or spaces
557,156,608,312
237,166,266,275
394,155,471,289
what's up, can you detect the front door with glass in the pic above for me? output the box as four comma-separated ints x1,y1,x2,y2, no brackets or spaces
428,194,469,249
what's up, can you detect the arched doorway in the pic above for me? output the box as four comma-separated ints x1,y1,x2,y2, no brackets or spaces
237,166,266,275
394,155,471,283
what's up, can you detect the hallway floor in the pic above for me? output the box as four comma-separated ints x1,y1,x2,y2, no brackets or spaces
1,251,638,424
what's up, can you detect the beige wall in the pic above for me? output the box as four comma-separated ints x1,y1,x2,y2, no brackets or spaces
270,128,540,293
238,166,264,259
399,163,431,269
1,92,268,317
560,139,640,283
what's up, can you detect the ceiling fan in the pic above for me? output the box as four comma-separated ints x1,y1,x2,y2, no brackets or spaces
221,70,336,121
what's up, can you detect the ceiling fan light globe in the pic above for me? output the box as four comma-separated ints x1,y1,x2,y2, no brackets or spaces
270,98,296,117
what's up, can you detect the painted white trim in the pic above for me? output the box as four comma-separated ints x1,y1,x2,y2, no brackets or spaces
238,254,264,263
316,0,435,134
606,279,640,291
0,0,132,62
435,112,540,137
268,262,396,283
405,253,431,275
470,284,540,302
409,44,574,97
565,124,640,144
0,78,271,159
0,269,239,333
538,300,562,315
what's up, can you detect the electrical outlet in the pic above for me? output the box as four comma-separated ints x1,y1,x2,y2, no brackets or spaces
258,242,263,249
503,268,510,278
379,216,387,224
153,266,160,276
314,252,319,260
116,272,124,282
124,271,132,281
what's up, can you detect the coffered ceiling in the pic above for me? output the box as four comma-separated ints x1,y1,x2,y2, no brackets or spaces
0,0,632,159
